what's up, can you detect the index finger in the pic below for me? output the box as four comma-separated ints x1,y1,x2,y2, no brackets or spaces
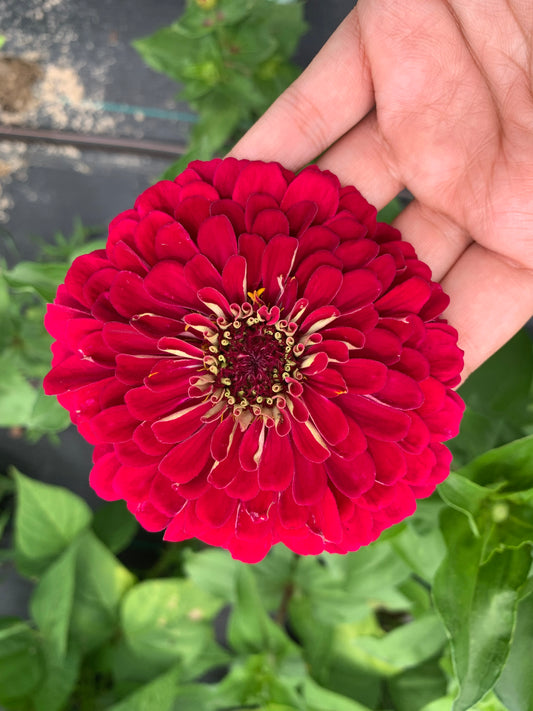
230,5,373,170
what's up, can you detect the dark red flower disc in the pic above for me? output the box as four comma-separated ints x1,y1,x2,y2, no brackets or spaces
44,159,464,563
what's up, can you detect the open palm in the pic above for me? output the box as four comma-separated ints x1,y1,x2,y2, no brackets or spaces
231,0,533,379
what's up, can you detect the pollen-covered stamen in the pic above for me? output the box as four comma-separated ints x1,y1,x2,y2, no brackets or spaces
204,306,299,412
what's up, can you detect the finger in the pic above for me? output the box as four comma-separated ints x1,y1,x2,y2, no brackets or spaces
230,6,373,170
392,200,471,281
316,110,403,210
441,243,533,379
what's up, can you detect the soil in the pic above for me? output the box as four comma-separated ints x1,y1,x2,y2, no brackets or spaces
0,56,42,113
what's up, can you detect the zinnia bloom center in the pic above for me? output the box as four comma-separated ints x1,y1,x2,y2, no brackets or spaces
206,297,298,412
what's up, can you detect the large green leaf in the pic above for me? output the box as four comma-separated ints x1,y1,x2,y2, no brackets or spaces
458,434,533,494
107,665,180,711
0,619,45,704
31,648,81,711
353,613,447,676
386,657,448,711
227,566,297,659
184,547,240,603
92,500,139,554
451,330,533,466
14,470,92,577
69,531,135,653
495,589,533,711
0,355,38,427
30,541,78,661
433,508,531,711
121,578,222,672
4,261,67,302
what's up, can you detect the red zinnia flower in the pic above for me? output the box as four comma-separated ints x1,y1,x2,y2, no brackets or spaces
44,159,464,563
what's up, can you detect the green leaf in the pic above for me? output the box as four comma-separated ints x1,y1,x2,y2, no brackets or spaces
92,500,139,554
459,330,533,425
254,1,308,58
458,433,533,494
30,541,78,661
184,547,240,602
4,261,66,302
227,566,297,658
302,678,373,711
25,389,71,438
495,589,533,711
433,508,531,711
14,470,92,577
386,657,448,711
354,613,447,676
107,665,180,711
133,28,219,83
438,472,491,535
0,355,39,427
377,197,403,224
391,498,446,583
31,648,81,711
451,330,533,465
121,578,222,672
215,654,304,710
69,531,135,652
0,619,45,704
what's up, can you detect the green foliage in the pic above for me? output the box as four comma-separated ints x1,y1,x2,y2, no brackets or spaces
133,0,308,177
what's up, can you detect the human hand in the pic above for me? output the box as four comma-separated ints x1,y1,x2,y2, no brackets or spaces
230,0,533,380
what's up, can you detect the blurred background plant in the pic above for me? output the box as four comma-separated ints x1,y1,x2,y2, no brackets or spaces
133,0,308,177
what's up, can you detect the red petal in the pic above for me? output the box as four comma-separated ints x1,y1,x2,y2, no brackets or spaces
335,239,379,270
261,235,298,303
210,199,246,234
326,451,375,498
154,221,199,262
238,233,265,291
124,386,184,420
341,394,411,441
196,488,237,527
135,181,181,216
89,452,121,501
239,418,265,471
340,358,388,395
376,276,431,314
308,368,348,398
367,439,406,485
375,370,424,410
144,260,201,308
292,455,327,505
90,405,138,443
303,265,343,310
302,387,349,445
152,401,212,444
44,355,112,395
333,269,382,312
289,417,330,463
149,473,186,516
197,214,238,271
184,254,224,292
281,166,339,223
252,208,290,240
233,161,288,206
258,431,294,491
102,322,159,355
210,416,237,462
222,255,247,303
114,463,157,503
159,423,216,483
